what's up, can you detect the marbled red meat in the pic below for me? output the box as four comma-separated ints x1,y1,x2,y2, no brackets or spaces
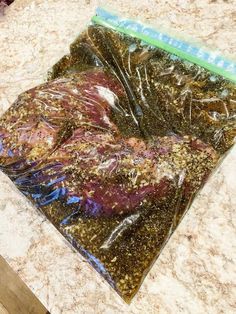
0,69,126,165
0,69,218,218
1,119,218,221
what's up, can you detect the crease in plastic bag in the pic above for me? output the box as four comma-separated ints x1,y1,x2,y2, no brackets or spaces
0,7,236,303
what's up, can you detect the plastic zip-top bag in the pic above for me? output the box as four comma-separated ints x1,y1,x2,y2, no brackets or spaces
0,7,236,303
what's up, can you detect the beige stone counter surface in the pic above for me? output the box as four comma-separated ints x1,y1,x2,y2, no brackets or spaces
0,1,236,313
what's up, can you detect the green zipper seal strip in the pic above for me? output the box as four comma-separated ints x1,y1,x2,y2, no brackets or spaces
92,14,236,83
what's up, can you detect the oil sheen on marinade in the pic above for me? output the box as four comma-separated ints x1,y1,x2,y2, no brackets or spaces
0,25,235,302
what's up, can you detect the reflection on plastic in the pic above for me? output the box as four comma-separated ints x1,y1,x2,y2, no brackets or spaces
0,24,236,302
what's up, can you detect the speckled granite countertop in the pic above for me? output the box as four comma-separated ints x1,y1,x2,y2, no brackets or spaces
0,1,236,313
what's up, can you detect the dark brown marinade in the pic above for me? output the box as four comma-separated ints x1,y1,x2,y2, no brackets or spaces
0,24,236,302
